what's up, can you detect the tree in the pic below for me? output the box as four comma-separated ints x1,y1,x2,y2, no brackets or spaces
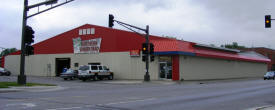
221,42,245,49
0,48,17,57
210,44,216,47
162,35,177,39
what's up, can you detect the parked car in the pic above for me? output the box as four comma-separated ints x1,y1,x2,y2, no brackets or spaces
78,65,114,81
0,67,11,76
60,69,78,80
264,71,275,80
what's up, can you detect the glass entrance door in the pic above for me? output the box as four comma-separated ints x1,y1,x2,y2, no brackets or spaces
159,62,172,79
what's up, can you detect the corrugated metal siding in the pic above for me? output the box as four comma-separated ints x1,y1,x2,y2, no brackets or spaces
33,24,146,54
29,24,170,54
8,24,270,63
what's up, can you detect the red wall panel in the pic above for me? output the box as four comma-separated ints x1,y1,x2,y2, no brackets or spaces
1,56,5,68
32,24,151,54
172,55,179,81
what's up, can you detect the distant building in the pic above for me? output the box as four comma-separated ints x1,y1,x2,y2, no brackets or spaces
240,47,275,71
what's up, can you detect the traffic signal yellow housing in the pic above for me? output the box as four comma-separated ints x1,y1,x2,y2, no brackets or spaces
265,15,271,28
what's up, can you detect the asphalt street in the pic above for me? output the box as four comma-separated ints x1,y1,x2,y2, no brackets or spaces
0,76,275,110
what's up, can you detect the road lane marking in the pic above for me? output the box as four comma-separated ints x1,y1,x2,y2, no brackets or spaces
6,103,36,109
105,98,156,105
46,106,82,110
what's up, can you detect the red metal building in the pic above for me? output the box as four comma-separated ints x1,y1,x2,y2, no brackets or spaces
3,24,270,81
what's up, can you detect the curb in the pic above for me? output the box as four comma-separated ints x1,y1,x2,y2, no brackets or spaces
101,80,178,85
0,88,20,93
257,106,275,110
247,105,275,110
0,86,65,93
101,80,143,85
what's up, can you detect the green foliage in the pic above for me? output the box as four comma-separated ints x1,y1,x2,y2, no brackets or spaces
210,44,216,47
0,48,17,57
0,82,56,88
221,42,245,49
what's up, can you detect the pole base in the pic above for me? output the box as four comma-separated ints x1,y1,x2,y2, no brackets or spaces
144,74,150,82
17,75,26,85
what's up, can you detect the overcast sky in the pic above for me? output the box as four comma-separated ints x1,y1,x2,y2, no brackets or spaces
1,0,275,50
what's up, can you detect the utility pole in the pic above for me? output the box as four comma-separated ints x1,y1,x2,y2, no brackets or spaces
18,0,74,85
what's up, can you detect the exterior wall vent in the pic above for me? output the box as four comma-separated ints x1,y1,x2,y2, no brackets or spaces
79,28,95,35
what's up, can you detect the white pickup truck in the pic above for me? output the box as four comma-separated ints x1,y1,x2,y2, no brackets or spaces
78,65,114,81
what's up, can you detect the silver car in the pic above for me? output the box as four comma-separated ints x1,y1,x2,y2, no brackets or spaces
264,71,275,80
60,69,78,80
0,67,11,76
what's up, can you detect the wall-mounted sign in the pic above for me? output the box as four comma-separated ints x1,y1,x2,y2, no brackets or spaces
73,37,102,54
130,50,140,57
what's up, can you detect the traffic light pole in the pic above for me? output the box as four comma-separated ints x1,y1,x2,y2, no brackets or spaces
109,15,151,81
18,0,28,85
144,25,150,81
18,0,74,85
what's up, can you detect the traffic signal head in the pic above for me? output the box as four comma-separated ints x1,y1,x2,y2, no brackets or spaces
109,14,114,28
25,26,35,45
149,43,154,54
265,15,271,28
142,55,147,62
142,43,148,54
149,43,154,62
150,55,155,62
25,45,34,56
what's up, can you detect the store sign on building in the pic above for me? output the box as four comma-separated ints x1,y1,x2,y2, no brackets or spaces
130,50,140,57
73,37,102,54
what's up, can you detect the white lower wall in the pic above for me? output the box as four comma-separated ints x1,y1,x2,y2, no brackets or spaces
4,55,20,76
5,53,267,81
4,52,159,80
179,56,267,80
